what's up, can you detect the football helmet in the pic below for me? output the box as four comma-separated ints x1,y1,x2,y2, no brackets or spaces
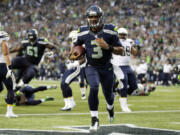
118,28,128,35
86,5,104,30
68,30,78,44
118,28,128,39
28,29,38,42
0,31,9,41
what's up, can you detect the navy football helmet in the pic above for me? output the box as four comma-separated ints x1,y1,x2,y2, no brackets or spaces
86,5,104,30
28,29,38,42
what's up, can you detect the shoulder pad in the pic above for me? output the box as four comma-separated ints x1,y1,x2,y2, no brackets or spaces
103,24,118,35
127,38,134,44
21,38,29,44
37,37,49,45
77,25,89,37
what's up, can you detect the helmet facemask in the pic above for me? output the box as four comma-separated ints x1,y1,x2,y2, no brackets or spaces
86,5,104,31
87,15,103,29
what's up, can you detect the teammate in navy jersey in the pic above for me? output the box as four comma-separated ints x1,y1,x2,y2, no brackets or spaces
10,29,57,89
70,5,124,132
0,31,17,118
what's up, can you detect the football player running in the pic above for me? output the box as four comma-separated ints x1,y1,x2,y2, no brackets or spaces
111,28,141,112
60,30,86,111
0,31,18,118
10,29,57,89
70,5,124,132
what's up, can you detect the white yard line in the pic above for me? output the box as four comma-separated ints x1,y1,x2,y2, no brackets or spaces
1,110,180,117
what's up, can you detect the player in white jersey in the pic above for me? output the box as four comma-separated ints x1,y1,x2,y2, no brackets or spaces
0,31,18,118
111,28,141,112
60,30,86,111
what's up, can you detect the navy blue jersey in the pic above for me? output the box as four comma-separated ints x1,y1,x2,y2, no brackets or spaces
21,37,49,65
74,24,121,66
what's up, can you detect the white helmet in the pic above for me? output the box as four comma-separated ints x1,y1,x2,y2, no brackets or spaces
68,30,78,43
0,31,9,41
117,28,128,35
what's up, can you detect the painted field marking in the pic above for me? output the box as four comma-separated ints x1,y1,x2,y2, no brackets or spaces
0,110,180,117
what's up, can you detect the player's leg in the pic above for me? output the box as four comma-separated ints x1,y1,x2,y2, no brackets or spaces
79,67,86,99
25,97,54,105
23,66,37,84
99,65,115,122
85,65,100,131
60,67,81,111
0,82,4,93
0,63,17,118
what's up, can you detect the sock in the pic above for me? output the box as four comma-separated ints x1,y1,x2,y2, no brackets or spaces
90,111,98,118
40,99,45,102
107,103,114,110
80,87,86,95
7,104,13,113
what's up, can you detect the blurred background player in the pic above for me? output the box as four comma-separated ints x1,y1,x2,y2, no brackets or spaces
10,29,57,89
15,84,56,105
70,5,124,131
60,30,86,111
0,31,17,118
111,28,140,112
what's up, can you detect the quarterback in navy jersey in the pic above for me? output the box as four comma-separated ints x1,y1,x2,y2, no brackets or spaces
10,29,57,89
70,5,124,132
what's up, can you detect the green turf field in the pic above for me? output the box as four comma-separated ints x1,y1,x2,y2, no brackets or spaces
0,80,180,134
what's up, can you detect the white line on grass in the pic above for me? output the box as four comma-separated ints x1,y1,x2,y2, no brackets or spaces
0,110,180,117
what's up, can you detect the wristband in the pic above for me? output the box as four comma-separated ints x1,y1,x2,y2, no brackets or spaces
109,46,114,52
8,65,12,69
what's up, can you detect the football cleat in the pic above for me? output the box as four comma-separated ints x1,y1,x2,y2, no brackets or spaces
61,105,72,111
47,85,57,89
45,96,54,101
61,101,76,111
81,94,86,100
107,106,115,123
5,112,18,118
89,117,99,132
121,106,132,113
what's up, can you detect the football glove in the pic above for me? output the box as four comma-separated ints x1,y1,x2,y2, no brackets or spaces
6,65,13,79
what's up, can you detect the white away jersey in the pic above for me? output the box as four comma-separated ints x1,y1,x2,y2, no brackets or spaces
111,38,134,66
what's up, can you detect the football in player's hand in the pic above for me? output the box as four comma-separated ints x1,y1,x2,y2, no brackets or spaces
74,45,85,57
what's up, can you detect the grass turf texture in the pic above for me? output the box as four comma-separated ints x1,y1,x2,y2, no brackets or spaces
0,80,180,131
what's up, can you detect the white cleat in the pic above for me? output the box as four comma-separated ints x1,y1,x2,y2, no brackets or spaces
122,107,132,113
89,117,99,132
81,94,86,100
5,112,18,118
61,105,72,111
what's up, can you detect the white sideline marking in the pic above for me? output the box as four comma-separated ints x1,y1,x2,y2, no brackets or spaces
0,110,180,117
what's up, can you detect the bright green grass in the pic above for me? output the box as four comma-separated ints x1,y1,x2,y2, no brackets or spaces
0,80,180,130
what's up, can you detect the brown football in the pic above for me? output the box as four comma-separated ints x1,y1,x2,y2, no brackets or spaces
74,45,85,56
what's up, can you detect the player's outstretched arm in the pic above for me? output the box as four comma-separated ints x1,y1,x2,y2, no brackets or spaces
46,42,58,50
9,45,22,53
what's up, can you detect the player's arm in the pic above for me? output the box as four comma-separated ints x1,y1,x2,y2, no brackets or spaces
46,41,58,50
1,40,11,66
9,45,22,53
95,38,124,55
131,46,139,56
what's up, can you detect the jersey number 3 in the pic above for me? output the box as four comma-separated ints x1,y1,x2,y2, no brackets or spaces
27,46,38,57
91,40,103,59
